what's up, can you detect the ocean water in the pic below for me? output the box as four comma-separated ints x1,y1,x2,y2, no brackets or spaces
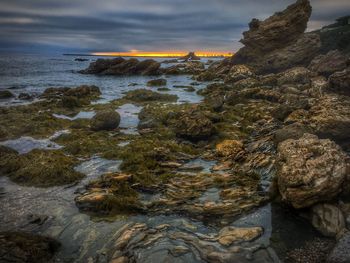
0,54,218,106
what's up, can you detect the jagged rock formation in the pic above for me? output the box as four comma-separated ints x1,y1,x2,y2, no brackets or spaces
231,0,320,73
179,51,201,61
79,58,161,75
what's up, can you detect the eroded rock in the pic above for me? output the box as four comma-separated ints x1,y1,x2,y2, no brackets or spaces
91,110,120,131
277,133,349,208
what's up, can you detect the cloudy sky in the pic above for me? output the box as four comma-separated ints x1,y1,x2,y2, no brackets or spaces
0,0,348,54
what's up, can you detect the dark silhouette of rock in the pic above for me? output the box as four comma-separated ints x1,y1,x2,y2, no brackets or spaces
231,0,320,73
79,58,161,75
75,58,89,62
179,52,201,61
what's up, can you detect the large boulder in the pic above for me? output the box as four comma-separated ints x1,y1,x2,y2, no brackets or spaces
277,133,349,208
329,68,350,96
231,0,320,73
79,58,161,76
90,110,120,131
309,50,349,77
179,52,201,61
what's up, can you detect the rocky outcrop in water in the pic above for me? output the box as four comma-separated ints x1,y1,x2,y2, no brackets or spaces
79,58,161,75
179,51,201,61
231,0,320,73
277,133,349,209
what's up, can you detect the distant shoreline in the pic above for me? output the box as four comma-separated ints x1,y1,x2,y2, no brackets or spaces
63,53,231,58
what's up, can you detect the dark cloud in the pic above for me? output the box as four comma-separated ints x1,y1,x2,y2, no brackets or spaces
0,0,348,53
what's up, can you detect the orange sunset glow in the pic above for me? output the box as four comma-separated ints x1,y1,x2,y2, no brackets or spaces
91,51,233,57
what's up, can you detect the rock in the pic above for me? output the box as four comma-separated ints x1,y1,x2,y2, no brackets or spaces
277,67,311,85
163,61,205,75
309,50,349,77
147,78,167,86
273,123,312,145
329,68,350,96
308,76,328,97
311,203,346,237
0,90,14,99
79,58,161,75
277,133,349,208
42,85,101,98
167,108,215,141
224,65,255,83
179,52,201,61
18,92,33,100
0,231,60,263
195,58,232,81
91,110,120,131
231,0,320,73
307,95,350,143
216,140,244,158
1,149,84,187
124,89,178,102
327,232,350,263
205,95,224,112
75,58,89,62
217,226,263,246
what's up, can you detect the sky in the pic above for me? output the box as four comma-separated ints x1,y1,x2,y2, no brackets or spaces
0,0,349,54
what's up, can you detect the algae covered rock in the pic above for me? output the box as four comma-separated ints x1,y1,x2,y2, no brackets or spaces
216,140,244,158
277,133,349,208
75,173,141,215
124,89,178,102
167,108,215,141
0,90,14,99
224,64,255,83
147,78,167,86
90,110,120,131
1,149,84,187
0,231,60,263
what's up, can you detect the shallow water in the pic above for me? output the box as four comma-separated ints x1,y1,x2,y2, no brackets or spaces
116,103,142,135
0,54,216,106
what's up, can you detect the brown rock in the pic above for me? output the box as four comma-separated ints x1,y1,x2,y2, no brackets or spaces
309,50,349,77
217,226,263,246
90,110,120,131
277,133,349,208
231,0,320,73
329,68,350,96
216,140,244,158
311,203,346,237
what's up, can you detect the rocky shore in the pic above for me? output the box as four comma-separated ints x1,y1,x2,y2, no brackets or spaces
0,0,349,262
